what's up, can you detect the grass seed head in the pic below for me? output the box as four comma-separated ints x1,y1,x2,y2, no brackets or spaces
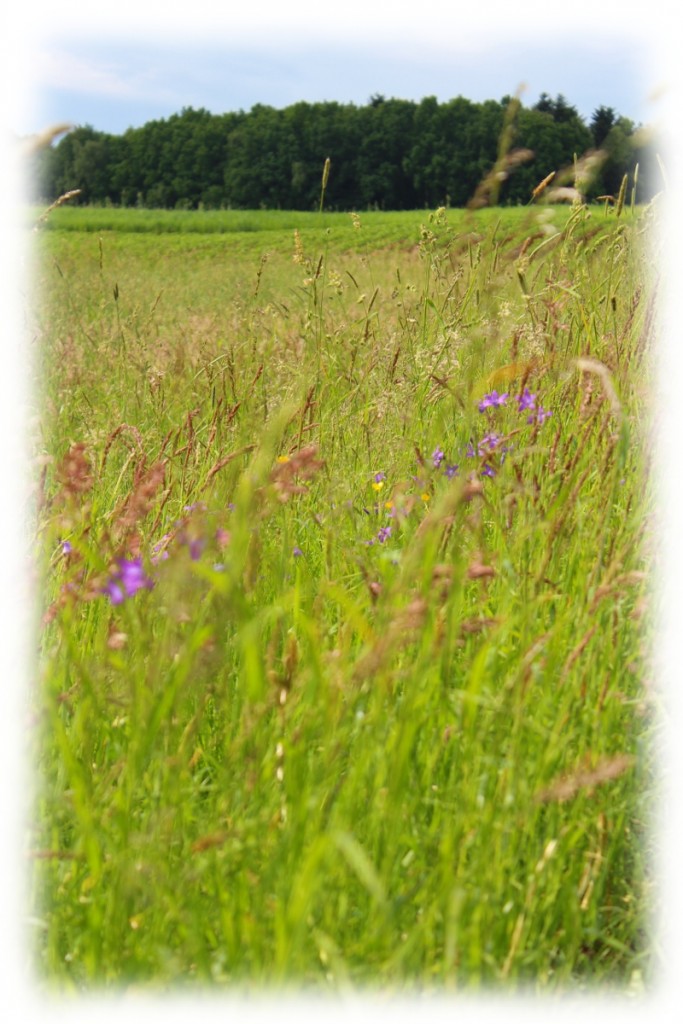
55,443,94,501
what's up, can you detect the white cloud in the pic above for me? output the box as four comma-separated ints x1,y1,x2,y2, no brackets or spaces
34,48,172,103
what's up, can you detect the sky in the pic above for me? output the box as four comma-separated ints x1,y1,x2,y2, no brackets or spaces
24,34,655,138
3,1,683,1022
8,2,672,141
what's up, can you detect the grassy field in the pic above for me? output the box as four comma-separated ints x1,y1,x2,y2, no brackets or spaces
28,197,657,993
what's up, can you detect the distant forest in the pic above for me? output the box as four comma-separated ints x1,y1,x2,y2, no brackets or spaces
31,93,659,211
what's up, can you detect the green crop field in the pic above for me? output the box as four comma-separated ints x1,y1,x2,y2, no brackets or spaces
28,196,657,994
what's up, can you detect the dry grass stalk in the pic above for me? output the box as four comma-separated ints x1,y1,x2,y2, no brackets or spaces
34,189,82,230
270,444,324,502
615,173,628,217
112,461,166,540
545,186,582,205
101,423,145,472
535,754,634,803
576,357,623,423
589,570,647,613
468,147,535,210
547,150,606,197
321,157,331,191
352,598,428,681
55,443,94,501
21,123,73,156
467,560,496,580
292,229,306,265
201,444,255,492
191,832,228,854
531,171,555,200
560,625,597,683
459,617,499,636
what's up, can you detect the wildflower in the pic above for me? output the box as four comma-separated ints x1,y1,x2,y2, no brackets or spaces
421,492,431,503
151,533,171,564
61,540,72,556
444,463,459,479
176,529,205,561
103,557,154,605
467,434,500,458
478,390,508,412
188,537,205,561
517,388,536,413
372,472,385,492
292,546,303,557
535,406,553,425
432,447,445,469
480,432,501,451
377,526,392,544
482,464,496,478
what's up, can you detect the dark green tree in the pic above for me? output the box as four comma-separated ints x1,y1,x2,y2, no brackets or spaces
31,93,657,210
590,105,617,148
534,93,580,124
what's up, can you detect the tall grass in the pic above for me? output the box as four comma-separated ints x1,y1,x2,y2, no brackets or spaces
29,194,656,992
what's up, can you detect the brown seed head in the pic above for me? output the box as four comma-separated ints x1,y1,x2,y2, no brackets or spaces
56,443,94,501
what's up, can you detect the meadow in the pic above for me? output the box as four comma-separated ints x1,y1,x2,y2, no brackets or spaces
29,192,657,993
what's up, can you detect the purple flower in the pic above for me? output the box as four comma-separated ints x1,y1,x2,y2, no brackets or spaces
292,546,303,557
103,557,154,605
478,390,509,412
482,464,496,478
377,526,392,544
151,533,171,564
467,435,501,458
517,388,536,413
432,447,445,468
188,537,205,561
61,540,72,556
480,432,501,452
444,463,459,479
528,406,553,426
174,528,205,561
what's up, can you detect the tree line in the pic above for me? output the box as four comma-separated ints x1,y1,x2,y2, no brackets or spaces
30,93,658,211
